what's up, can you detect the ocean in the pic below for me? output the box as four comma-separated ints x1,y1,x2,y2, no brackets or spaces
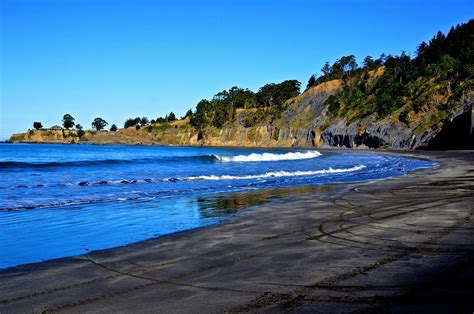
0,143,436,269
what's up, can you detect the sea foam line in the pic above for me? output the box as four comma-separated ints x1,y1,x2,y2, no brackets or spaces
213,150,322,162
183,165,366,181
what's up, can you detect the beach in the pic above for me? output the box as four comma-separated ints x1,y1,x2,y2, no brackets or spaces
0,150,472,312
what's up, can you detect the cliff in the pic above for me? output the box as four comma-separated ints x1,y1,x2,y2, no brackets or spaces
7,19,474,149
9,77,473,149
8,120,198,146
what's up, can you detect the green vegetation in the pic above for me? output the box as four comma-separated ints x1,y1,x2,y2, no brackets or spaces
91,117,108,131
123,112,178,128
167,112,177,122
183,109,193,120
155,112,177,123
62,114,75,129
75,124,85,138
316,20,473,122
124,117,142,128
114,17,473,138
190,80,301,129
27,20,471,145
306,75,317,90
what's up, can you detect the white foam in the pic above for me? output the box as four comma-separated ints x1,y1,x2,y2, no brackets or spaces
214,150,322,162
185,165,366,181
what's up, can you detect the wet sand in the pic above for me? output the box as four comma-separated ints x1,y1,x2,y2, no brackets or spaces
0,150,473,313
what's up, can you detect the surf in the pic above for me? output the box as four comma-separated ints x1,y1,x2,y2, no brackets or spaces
184,165,365,181
213,150,321,162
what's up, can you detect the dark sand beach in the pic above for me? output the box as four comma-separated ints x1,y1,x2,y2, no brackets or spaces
0,150,473,313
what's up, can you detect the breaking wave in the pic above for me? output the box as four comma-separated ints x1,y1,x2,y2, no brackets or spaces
0,151,323,171
184,165,366,181
213,150,322,162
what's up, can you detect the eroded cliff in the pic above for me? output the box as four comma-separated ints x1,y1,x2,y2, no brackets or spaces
9,76,472,149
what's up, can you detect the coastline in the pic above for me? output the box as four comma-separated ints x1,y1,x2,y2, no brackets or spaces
0,150,472,312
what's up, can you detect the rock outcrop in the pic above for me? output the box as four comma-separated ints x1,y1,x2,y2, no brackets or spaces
9,79,473,149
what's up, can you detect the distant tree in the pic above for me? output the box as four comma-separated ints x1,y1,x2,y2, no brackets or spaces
75,124,85,138
140,117,149,125
439,54,456,71
167,112,176,122
33,122,43,130
184,109,193,119
321,62,331,76
156,117,166,123
150,119,156,124
340,55,358,73
62,114,75,129
377,53,387,65
306,75,317,90
190,99,211,127
110,124,118,132
416,42,428,58
124,117,140,128
363,56,375,69
91,117,108,131
135,124,141,130
330,55,358,79
256,80,300,109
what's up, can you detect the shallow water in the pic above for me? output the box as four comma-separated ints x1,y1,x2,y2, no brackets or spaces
0,144,435,269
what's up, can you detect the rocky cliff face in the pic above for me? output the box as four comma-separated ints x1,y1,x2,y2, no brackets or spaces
199,78,472,150
9,78,473,149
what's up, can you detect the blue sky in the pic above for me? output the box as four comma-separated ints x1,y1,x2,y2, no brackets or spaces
1,0,472,139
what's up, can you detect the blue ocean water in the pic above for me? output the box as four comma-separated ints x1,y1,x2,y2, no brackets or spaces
0,143,435,269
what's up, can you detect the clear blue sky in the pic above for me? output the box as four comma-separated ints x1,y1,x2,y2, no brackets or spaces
1,0,472,139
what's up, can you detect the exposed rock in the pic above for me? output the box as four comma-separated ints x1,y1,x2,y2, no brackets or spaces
9,80,473,150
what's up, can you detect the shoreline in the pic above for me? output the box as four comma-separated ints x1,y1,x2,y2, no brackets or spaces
1,139,453,153
0,150,472,312
0,148,435,269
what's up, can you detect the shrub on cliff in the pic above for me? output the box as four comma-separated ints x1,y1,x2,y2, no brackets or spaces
183,109,193,120
140,117,149,125
33,122,43,130
75,124,85,138
167,112,177,122
306,75,317,90
124,117,140,128
110,124,118,132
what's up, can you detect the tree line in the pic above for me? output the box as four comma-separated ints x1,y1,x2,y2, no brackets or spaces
189,80,301,129
32,20,472,135
305,19,473,120
33,114,116,132
119,80,300,130
123,112,180,129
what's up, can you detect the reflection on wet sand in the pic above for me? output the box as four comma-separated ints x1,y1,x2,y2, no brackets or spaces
196,185,336,218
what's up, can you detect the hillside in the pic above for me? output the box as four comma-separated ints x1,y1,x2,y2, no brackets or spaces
9,20,474,149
